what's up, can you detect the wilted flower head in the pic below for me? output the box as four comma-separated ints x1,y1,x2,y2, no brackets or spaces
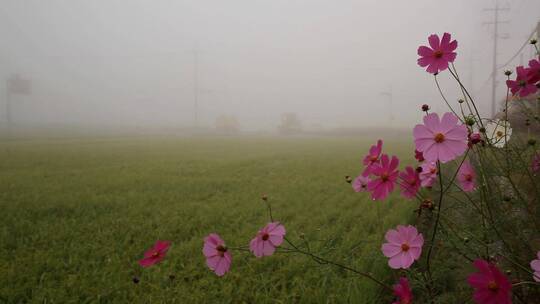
484,119,512,148
382,225,424,269
417,33,458,74
139,240,171,268
467,259,512,304
413,112,468,163
249,222,286,257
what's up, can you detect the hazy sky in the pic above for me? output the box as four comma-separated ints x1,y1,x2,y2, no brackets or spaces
1,0,539,130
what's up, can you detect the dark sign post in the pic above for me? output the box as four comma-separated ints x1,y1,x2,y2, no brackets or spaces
5,74,31,127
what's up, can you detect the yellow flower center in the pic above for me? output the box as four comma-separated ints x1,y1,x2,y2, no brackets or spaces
434,133,445,143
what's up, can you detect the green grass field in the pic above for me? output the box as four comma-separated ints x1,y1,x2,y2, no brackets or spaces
0,136,414,303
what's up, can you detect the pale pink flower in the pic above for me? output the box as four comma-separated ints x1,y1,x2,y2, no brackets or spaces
139,240,171,268
249,222,286,257
352,175,370,192
399,166,420,199
381,225,424,269
203,233,232,276
417,33,458,74
467,259,512,304
531,251,540,282
457,161,476,192
393,277,413,304
506,66,538,97
531,153,540,174
367,154,399,201
362,139,383,176
413,112,468,163
419,162,438,187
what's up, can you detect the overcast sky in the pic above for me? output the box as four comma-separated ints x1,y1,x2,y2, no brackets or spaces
0,0,539,130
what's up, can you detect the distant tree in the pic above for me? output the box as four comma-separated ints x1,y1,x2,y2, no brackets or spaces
278,112,302,135
215,115,240,134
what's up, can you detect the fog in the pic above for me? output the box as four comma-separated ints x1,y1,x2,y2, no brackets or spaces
1,0,539,133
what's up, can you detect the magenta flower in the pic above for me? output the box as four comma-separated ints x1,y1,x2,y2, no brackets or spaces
139,240,171,268
417,33,458,74
381,225,424,269
362,139,383,176
531,251,540,282
506,66,538,97
528,58,540,83
531,153,540,174
413,112,468,163
249,222,286,257
467,259,512,304
393,277,413,304
203,233,232,276
457,161,476,192
419,162,438,187
352,175,370,192
399,166,420,199
414,149,425,162
367,154,399,201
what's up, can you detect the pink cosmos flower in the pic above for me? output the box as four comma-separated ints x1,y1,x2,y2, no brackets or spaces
531,251,540,282
414,149,425,162
457,161,476,192
467,259,512,304
352,175,370,192
367,154,399,201
362,139,383,176
249,222,286,257
417,33,458,74
139,240,171,268
506,66,538,97
413,112,468,163
393,277,413,304
381,225,424,269
203,233,232,276
528,58,540,83
419,162,438,187
531,153,540,174
399,166,420,199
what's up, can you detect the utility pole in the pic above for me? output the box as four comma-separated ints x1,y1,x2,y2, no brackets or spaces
380,85,393,126
484,0,509,117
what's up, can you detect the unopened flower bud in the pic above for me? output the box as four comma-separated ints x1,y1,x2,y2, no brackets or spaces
465,117,475,126
133,277,140,284
531,38,538,45
479,127,486,133
421,104,430,112
504,70,512,76
469,133,482,145
416,166,423,173
261,194,268,201
299,232,305,239
463,237,470,243
345,175,353,183
505,270,512,275
458,99,465,104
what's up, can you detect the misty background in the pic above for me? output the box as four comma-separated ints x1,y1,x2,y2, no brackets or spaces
1,0,539,133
